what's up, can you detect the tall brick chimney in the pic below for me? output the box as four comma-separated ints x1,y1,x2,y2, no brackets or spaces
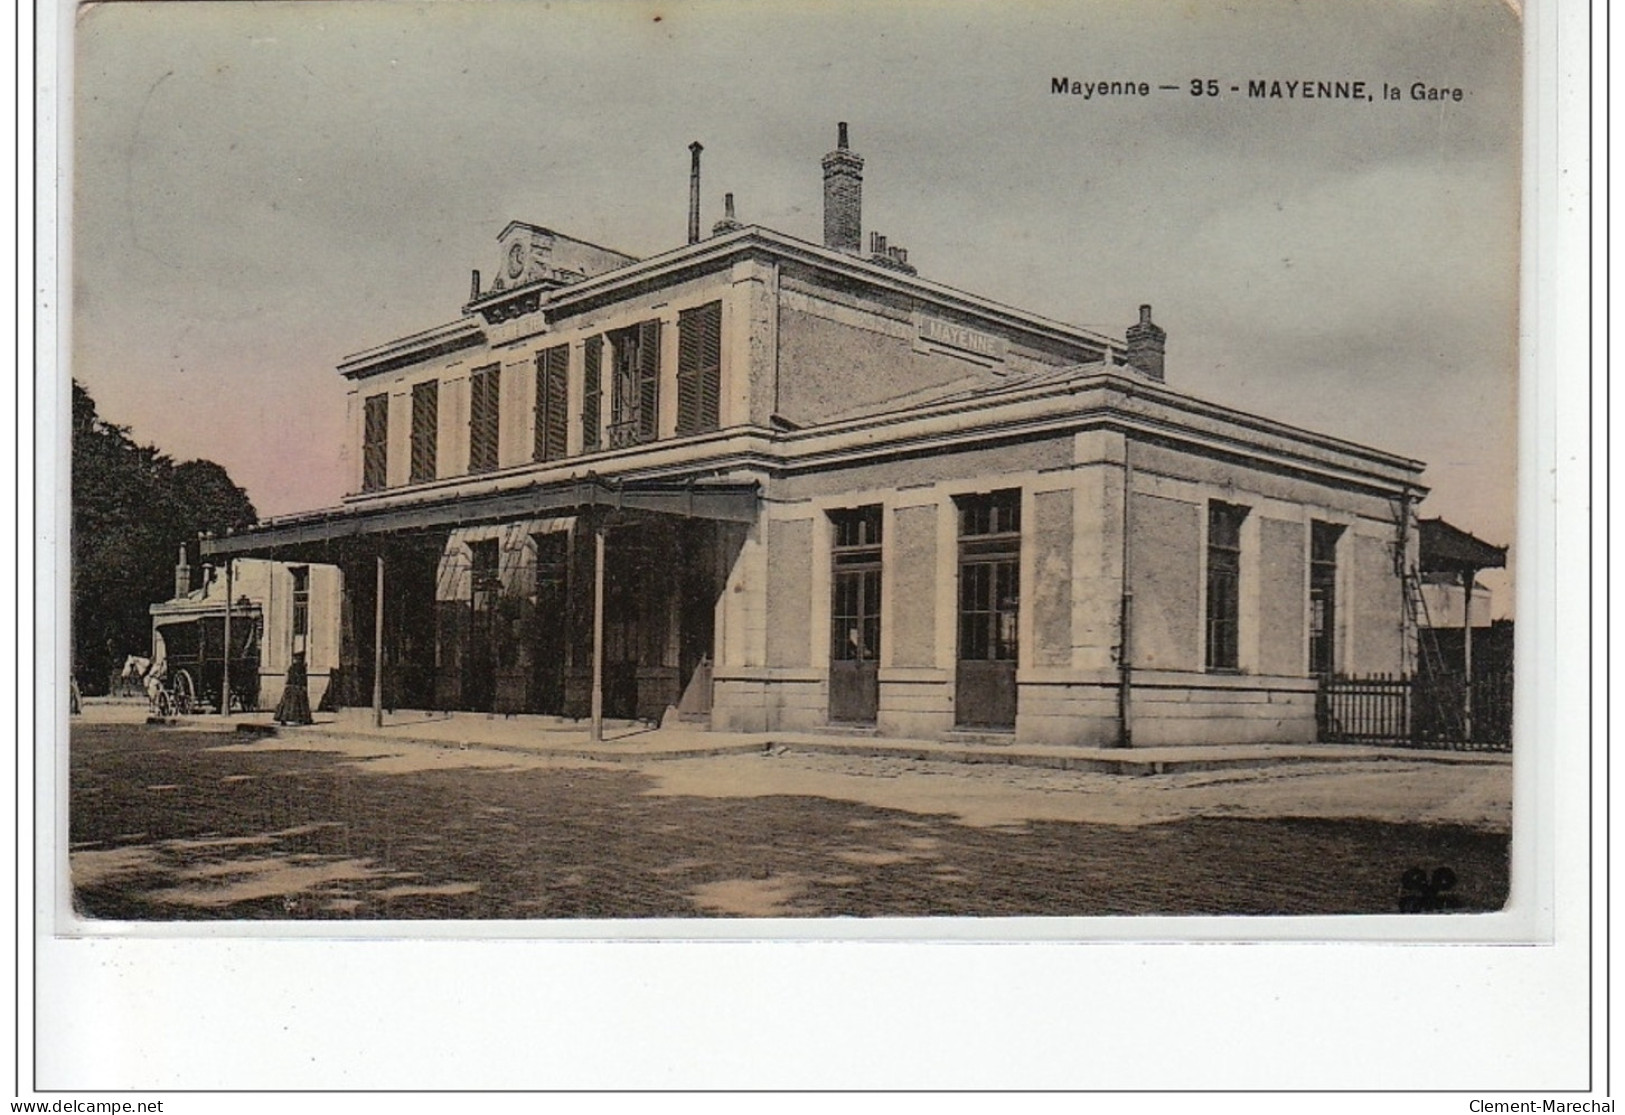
822,122,863,253
1125,304,1166,382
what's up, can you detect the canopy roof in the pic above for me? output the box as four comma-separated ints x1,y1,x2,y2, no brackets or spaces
200,477,759,559
1418,517,1507,575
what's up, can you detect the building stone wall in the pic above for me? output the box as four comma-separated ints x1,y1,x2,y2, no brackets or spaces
1127,491,1202,672
1030,489,1074,668
773,290,1082,428
1347,528,1405,675
765,517,813,668
889,505,937,669
1257,516,1308,677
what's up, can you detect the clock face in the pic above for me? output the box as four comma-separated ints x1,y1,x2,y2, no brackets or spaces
506,241,526,280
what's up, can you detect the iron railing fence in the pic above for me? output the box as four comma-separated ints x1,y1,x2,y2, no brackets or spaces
1317,670,1512,752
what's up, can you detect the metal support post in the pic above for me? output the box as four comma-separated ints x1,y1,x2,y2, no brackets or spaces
591,522,606,742
373,553,385,729
221,559,233,715
1461,567,1474,742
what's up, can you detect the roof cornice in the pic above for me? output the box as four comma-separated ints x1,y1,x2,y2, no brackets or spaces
541,226,1125,356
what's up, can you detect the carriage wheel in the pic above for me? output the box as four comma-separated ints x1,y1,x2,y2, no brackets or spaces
154,689,175,719
173,669,197,715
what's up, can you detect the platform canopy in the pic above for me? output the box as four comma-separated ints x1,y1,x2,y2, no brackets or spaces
200,477,760,559
1417,517,1508,576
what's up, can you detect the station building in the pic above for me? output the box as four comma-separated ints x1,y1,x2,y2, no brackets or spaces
203,125,1426,747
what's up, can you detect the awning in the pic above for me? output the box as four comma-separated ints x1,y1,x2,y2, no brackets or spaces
1418,517,1508,575
201,477,760,559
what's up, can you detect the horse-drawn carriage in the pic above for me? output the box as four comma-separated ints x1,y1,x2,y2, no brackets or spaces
134,604,262,717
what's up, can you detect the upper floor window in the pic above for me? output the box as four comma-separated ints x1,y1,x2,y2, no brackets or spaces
1205,501,1248,671
534,345,569,463
676,301,722,436
410,380,438,484
468,364,501,473
609,320,661,449
362,392,388,492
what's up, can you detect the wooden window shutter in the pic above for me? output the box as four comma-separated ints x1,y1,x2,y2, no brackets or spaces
534,345,569,463
677,301,722,435
469,364,500,473
410,380,438,483
362,392,389,492
582,335,603,451
637,319,661,442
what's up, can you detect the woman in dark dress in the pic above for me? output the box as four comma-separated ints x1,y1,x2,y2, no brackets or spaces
274,652,314,725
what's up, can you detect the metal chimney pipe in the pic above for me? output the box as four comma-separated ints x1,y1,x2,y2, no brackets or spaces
688,141,704,245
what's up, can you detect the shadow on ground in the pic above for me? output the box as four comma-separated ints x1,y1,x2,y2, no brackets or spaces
69,725,1510,919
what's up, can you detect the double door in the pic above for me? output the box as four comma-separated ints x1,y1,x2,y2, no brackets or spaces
828,507,882,724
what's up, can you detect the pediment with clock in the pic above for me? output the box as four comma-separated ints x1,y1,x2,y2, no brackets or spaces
467,222,642,324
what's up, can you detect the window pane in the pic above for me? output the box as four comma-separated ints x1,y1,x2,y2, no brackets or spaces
1205,502,1247,670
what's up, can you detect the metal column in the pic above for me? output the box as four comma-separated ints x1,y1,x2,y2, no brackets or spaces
590,522,606,742
1461,567,1475,742
221,559,233,716
373,553,385,729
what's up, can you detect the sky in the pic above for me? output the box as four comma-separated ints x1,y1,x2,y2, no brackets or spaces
68,0,1522,609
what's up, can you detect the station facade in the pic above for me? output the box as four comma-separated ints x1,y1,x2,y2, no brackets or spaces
204,126,1425,747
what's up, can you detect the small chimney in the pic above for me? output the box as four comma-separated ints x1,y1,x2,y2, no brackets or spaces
174,544,191,599
822,122,864,253
712,191,743,236
688,141,704,245
1125,304,1166,382
470,269,481,301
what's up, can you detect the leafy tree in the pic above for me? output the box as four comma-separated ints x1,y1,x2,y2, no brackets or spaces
71,381,257,694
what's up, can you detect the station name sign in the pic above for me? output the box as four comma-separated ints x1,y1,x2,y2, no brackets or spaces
915,314,1007,364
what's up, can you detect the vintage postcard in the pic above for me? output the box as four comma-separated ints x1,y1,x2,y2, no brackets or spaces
63,0,1523,925
41,0,1589,1092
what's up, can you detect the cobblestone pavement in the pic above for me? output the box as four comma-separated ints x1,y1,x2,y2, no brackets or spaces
68,721,1512,919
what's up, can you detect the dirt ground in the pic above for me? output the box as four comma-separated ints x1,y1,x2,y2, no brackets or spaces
67,722,1512,919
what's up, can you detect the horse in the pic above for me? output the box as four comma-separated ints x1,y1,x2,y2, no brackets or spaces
121,654,167,706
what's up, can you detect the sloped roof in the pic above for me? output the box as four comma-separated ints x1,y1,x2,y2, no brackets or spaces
1418,517,1508,573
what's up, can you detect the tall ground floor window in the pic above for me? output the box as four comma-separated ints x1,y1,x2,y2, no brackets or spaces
828,505,882,724
1205,501,1248,671
955,490,1021,729
1308,520,1343,677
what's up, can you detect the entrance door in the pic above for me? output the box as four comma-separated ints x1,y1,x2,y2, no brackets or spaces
465,539,500,712
955,491,1020,729
828,506,882,724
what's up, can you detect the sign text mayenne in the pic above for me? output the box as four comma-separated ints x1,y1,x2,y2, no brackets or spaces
916,315,1006,362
